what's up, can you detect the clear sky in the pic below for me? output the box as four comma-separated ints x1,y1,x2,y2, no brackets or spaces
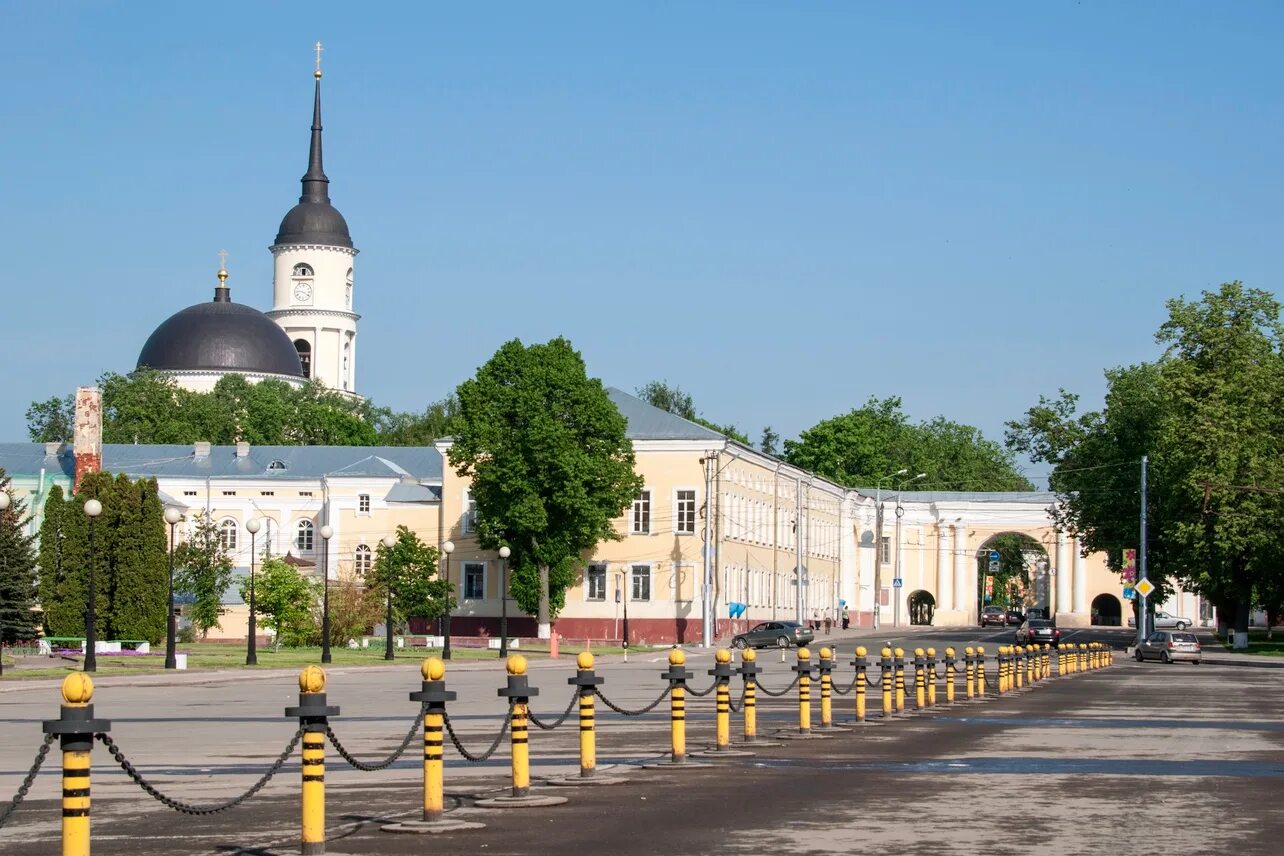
3,2,1281,487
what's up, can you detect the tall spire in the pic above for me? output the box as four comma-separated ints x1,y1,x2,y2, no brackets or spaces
300,41,329,203
213,250,231,303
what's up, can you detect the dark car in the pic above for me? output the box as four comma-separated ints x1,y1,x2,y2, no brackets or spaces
1006,608,1026,626
731,620,815,650
1015,619,1060,646
981,606,1007,627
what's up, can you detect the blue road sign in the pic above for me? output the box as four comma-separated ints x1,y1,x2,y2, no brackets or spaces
892,578,903,588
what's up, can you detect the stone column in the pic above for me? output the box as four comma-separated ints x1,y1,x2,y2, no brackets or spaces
1073,537,1087,614
936,526,953,611
1055,531,1071,615
952,523,968,620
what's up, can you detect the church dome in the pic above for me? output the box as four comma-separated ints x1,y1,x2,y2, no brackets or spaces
137,276,304,378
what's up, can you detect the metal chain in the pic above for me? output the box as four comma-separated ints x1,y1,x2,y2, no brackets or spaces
865,672,884,687
754,674,800,697
528,690,580,731
594,685,671,716
726,683,748,713
685,679,717,697
831,673,859,696
442,708,512,762
95,729,302,816
327,704,426,772
0,734,54,829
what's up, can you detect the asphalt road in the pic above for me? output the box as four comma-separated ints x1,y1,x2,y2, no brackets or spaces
2,626,1279,855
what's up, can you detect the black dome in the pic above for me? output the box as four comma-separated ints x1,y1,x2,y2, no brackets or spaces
137,287,304,378
275,200,352,248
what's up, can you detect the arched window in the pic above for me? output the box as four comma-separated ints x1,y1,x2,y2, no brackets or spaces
292,263,313,277
294,339,311,379
268,460,287,471
354,544,372,577
296,520,314,552
219,518,238,551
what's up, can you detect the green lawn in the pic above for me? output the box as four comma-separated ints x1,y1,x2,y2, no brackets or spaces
1216,630,1284,656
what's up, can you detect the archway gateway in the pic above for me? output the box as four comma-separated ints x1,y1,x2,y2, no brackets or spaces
1092,593,1122,626
908,590,935,626
974,532,1050,620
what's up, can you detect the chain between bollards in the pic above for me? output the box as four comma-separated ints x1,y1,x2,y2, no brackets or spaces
42,673,111,856
0,734,54,828
327,705,426,772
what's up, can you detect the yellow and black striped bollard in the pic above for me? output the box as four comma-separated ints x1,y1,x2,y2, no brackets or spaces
964,646,975,701
926,648,938,707
851,646,869,723
699,649,755,756
42,673,110,856
914,648,927,711
796,647,813,733
641,648,708,767
945,648,956,704
817,648,834,729
894,647,907,713
1014,645,1025,689
477,656,570,805
738,648,762,742
285,665,339,855
975,646,987,698
881,647,894,718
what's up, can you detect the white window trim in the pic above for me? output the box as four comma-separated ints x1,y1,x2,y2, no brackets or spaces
630,487,653,535
354,543,373,577
673,487,698,536
295,519,316,553
461,489,478,534
218,517,239,552
584,563,609,602
461,561,487,601
630,562,654,602
357,493,371,516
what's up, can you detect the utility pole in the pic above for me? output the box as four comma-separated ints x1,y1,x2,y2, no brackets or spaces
701,452,715,648
1137,455,1148,649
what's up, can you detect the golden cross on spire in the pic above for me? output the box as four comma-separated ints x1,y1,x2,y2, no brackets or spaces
314,41,324,79
217,248,229,271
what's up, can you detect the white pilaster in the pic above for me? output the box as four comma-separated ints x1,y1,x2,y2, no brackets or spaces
952,523,968,620
1073,537,1087,613
937,525,953,611
1055,530,1071,615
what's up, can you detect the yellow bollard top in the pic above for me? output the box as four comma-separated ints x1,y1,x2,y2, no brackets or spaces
715,648,731,664
894,647,904,657
856,645,867,657
945,647,955,657
819,647,832,660
422,657,446,681
742,648,757,662
668,648,686,666
927,647,936,657
577,651,595,669
507,654,528,676
300,664,326,693
914,647,925,657
797,646,811,660
965,646,974,655
976,646,986,655
61,673,94,706
880,646,893,658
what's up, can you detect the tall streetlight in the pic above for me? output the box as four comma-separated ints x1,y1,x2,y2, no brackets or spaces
441,541,455,660
382,534,397,661
892,473,927,628
163,507,182,669
617,568,630,663
83,498,103,673
319,524,333,664
498,546,511,658
0,491,9,677
872,468,908,630
245,518,261,666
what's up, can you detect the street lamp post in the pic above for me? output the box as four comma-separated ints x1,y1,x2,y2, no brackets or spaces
382,534,397,661
245,518,261,666
892,473,927,628
498,545,511,658
319,524,333,664
83,498,103,673
873,469,908,631
441,540,455,660
0,491,9,678
618,569,630,663
163,507,182,669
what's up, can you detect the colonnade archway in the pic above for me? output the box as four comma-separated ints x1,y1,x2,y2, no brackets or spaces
973,532,1049,620
1091,593,1122,626
908,590,935,625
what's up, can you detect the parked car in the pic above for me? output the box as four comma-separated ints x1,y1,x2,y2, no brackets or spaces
1134,630,1201,664
981,606,1007,627
1006,608,1026,626
731,620,815,650
1015,619,1061,646
1127,610,1193,630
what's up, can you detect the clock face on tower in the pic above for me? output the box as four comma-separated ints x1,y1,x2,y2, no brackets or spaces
293,282,313,303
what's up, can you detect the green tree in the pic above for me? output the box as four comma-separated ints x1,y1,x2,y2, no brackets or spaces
636,380,750,444
173,512,234,637
102,476,168,642
451,338,644,636
25,395,74,443
760,426,780,457
370,525,449,626
0,469,40,642
786,396,1032,490
37,485,80,636
243,556,318,647
371,397,461,446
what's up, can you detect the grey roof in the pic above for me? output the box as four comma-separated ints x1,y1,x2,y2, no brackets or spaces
384,481,441,502
274,76,353,249
606,387,726,442
853,488,1058,504
136,282,305,378
1,443,443,482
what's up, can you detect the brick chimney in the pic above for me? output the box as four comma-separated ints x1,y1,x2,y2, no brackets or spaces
73,386,103,493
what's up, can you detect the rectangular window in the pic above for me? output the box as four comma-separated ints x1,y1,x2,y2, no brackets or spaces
631,564,651,602
676,489,696,534
299,491,313,497
631,490,651,534
463,491,478,533
358,493,370,514
880,536,891,564
183,490,197,497
222,491,236,497
463,562,485,600
260,491,275,497
586,564,607,601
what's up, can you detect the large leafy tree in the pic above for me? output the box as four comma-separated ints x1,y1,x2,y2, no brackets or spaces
370,525,449,627
173,511,234,637
0,469,40,642
451,338,644,637
371,397,461,447
242,556,318,648
786,396,1032,490
1006,283,1284,647
25,396,74,443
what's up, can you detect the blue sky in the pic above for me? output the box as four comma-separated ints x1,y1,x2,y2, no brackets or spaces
3,2,1281,487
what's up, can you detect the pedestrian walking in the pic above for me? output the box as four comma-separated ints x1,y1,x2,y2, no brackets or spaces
823,614,832,635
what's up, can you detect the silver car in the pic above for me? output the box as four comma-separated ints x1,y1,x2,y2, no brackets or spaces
1134,630,1201,664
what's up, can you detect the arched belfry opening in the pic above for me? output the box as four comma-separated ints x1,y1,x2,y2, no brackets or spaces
294,339,312,379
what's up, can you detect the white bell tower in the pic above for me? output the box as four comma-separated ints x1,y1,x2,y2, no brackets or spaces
265,43,361,396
